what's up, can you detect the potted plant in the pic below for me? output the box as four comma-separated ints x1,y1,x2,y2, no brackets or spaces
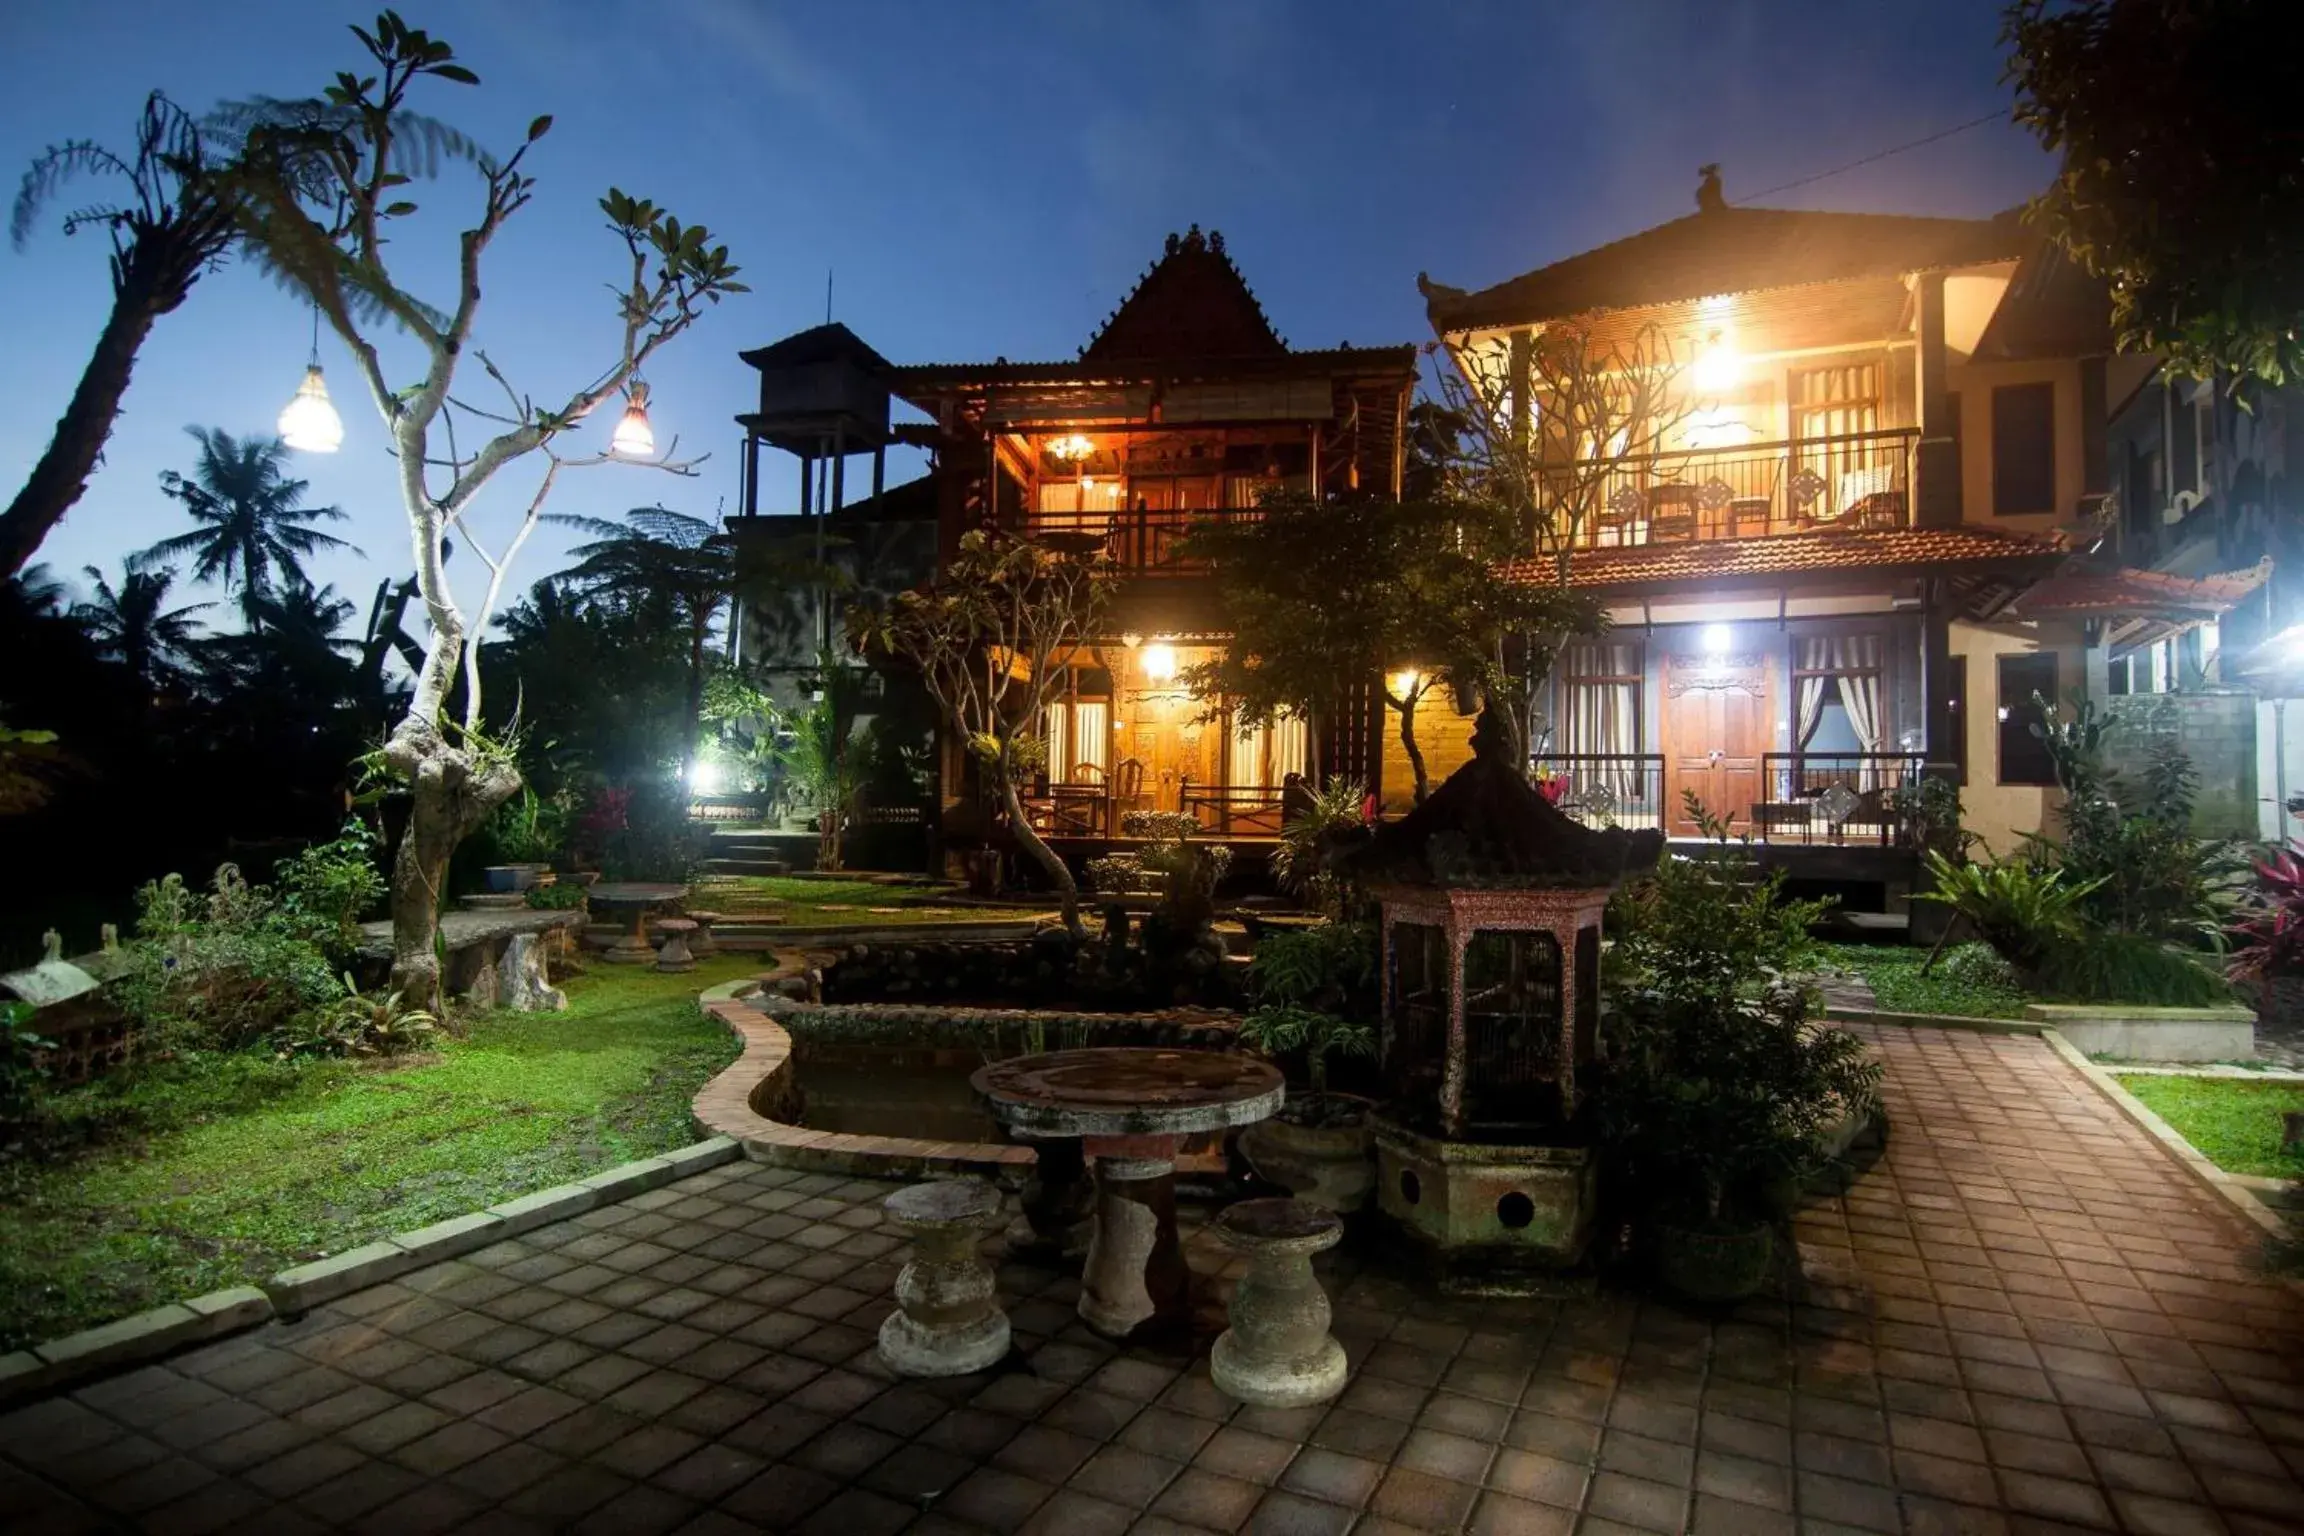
1603,976,1881,1300
1234,921,1382,1210
484,789,562,892
1236,1003,1379,1211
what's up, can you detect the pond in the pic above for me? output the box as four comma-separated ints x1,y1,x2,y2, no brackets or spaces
778,1043,1013,1142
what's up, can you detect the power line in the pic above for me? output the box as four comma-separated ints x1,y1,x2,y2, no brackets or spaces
1736,109,2008,205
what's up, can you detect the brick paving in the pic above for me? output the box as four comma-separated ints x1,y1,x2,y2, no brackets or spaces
1,1024,2298,1535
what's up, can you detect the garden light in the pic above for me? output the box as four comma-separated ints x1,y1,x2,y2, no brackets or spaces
611,381,656,457
688,757,723,794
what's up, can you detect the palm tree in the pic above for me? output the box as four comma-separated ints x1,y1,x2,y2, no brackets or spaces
141,426,358,627
4,94,242,576
71,556,211,694
4,563,67,620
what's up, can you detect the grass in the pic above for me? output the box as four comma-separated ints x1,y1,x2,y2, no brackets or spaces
1813,941,2034,1019
0,954,753,1352
699,874,1037,927
2111,1074,2304,1180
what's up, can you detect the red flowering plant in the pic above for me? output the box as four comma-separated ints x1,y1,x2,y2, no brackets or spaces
2228,841,2304,982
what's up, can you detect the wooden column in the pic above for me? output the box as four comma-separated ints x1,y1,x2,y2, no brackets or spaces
1508,329,1534,458
1914,273,1961,528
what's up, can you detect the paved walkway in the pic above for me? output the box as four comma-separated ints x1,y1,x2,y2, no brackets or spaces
1,1026,2298,1535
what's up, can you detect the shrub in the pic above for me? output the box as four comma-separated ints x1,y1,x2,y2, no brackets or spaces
524,881,589,910
1249,922,1377,1017
1610,794,1829,1010
1236,1003,1374,1104
1,1001,54,1135
602,778,706,881
487,788,566,866
1270,776,1370,918
1939,942,2024,996
2033,931,2233,1007
272,819,386,963
1602,976,1882,1224
2229,841,2304,983
117,865,347,1053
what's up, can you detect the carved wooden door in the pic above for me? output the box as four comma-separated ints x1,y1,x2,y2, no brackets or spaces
1662,652,1769,836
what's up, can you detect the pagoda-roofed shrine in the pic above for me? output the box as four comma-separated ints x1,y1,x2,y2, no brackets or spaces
1340,716,1662,1287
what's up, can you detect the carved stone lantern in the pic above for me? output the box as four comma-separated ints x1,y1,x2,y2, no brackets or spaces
1339,718,1661,1287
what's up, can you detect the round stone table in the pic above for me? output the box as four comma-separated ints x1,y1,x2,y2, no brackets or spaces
587,882,687,965
972,1048,1284,1339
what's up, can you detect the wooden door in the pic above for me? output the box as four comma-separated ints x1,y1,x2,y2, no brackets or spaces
1662,652,1769,835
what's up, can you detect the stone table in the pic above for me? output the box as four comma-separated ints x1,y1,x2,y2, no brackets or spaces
586,882,687,965
972,1047,1283,1339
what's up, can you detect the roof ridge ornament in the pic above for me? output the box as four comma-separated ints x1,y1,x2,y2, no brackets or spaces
1697,163,1726,213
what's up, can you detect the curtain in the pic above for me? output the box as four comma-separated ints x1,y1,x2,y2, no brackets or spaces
1073,702,1110,780
1561,642,1640,801
1270,711,1309,784
1795,639,1831,752
1232,716,1268,789
1795,634,1885,790
1044,703,1072,785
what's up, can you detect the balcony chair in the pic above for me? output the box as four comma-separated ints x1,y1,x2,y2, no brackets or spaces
1645,483,1702,542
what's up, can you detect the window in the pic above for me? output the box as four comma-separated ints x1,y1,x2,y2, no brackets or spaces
1557,642,1643,804
1997,652,2058,786
1992,383,2056,515
1044,700,1110,783
1793,363,1881,442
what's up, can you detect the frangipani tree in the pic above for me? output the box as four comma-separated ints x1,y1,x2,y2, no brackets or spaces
852,530,1111,936
220,11,746,1006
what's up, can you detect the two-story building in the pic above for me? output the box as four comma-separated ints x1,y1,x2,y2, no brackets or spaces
1417,177,2268,896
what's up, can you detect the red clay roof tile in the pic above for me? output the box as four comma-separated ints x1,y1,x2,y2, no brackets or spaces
1502,525,2067,590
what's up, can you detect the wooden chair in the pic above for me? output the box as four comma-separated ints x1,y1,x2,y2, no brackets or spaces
1645,483,1702,542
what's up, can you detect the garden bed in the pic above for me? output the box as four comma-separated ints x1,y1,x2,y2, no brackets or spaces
0,956,751,1352
1813,941,2032,1019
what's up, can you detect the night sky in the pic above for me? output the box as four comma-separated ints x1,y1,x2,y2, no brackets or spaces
0,0,2047,622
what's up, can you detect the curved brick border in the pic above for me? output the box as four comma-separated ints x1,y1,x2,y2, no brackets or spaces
694,958,1035,1182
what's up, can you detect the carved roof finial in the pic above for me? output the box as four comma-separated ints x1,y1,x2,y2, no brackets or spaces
1696,163,1725,213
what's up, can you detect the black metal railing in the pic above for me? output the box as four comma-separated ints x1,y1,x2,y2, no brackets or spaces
1538,754,1667,830
1028,505,1261,575
1550,428,1918,549
1753,753,1925,845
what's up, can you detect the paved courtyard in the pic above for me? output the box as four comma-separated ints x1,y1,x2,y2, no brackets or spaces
1,1024,2299,1535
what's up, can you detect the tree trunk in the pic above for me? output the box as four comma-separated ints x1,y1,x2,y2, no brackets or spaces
0,284,166,576
1001,772,1084,938
385,727,523,1014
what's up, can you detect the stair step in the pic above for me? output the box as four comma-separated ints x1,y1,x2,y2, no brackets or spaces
703,858,790,876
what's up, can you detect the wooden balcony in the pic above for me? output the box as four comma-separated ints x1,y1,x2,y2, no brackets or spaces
1542,751,1924,846
1020,778,1286,841
1557,427,1919,549
1028,505,1259,576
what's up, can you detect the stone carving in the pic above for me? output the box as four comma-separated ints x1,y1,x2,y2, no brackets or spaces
1210,1198,1348,1407
877,1180,1012,1377
495,931,567,1012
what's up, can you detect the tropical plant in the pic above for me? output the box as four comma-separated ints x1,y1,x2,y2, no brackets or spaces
318,978,439,1056
1271,776,1370,918
1249,921,1378,1019
115,866,346,1052
2033,930,2232,1007
486,787,564,865
523,880,588,910
1916,849,2104,976
70,556,211,692
139,428,356,627
1236,1004,1375,1106
767,657,867,871
0,1000,55,1134
851,529,1111,936
2230,841,2304,983
5,94,244,575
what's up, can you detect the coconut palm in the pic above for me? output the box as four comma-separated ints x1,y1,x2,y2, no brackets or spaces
141,426,358,626
4,563,67,620
71,556,211,694
3,94,242,576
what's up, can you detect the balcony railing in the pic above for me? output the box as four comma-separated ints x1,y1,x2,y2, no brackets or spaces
1542,751,1923,846
1028,505,1259,575
1181,781,1286,839
1552,428,1919,549
1018,778,1288,840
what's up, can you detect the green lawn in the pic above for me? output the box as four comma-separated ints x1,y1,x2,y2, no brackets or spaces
1814,941,2033,1019
2112,1074,2304,1179
699,874,1032,927
0,955,753,1352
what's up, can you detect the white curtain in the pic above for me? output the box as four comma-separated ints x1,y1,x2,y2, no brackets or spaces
1233,716,1268,789
1072,702,1110,781
1796,634,1885,789
1561,642,1640,800
1270,711,1309,784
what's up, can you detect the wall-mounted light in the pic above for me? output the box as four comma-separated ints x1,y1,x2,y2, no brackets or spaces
1996,706,2011,722
1388,667,1423,697
1702,623,1732,656
1141,643,1177,682
1692,333,1739,393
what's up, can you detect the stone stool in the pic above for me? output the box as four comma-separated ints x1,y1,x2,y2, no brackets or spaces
652,918,698,973
683,910,721,958
1210,1197,1348,1407
877,1180,1012,1377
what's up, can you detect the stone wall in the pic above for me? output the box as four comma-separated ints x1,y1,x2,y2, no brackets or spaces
2102,692,2258,838
816,923,1236,1010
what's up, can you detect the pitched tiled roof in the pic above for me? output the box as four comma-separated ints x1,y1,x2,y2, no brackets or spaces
1083,226,1287,362
1501,525,2068,591
1422,205,2029,332
738,322,893,373
2012,557,2271,617
890,345,1417,388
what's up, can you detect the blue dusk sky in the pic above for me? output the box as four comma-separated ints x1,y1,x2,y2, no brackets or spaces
0,0,2048,625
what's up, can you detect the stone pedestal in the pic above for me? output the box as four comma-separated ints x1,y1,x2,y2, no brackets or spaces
1079,1134,1188,1339
683,911,721,958
495,932,566,1012
1015,1135,1094,1260
653,919,698,974
877,1180,1011,1377
1211,1197,1348,1407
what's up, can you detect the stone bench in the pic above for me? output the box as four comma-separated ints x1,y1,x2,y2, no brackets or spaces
876,1180,1012,1377
1210,1197,1348,1407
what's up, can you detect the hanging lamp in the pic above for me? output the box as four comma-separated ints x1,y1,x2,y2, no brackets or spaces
277,307,344,453
611,379,656,457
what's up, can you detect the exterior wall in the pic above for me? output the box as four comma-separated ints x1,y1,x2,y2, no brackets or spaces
1948,620,2082,856
1945,356,2088,535
2258,697,2304,840
1381,698,1479,811
2098,692,2258,840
